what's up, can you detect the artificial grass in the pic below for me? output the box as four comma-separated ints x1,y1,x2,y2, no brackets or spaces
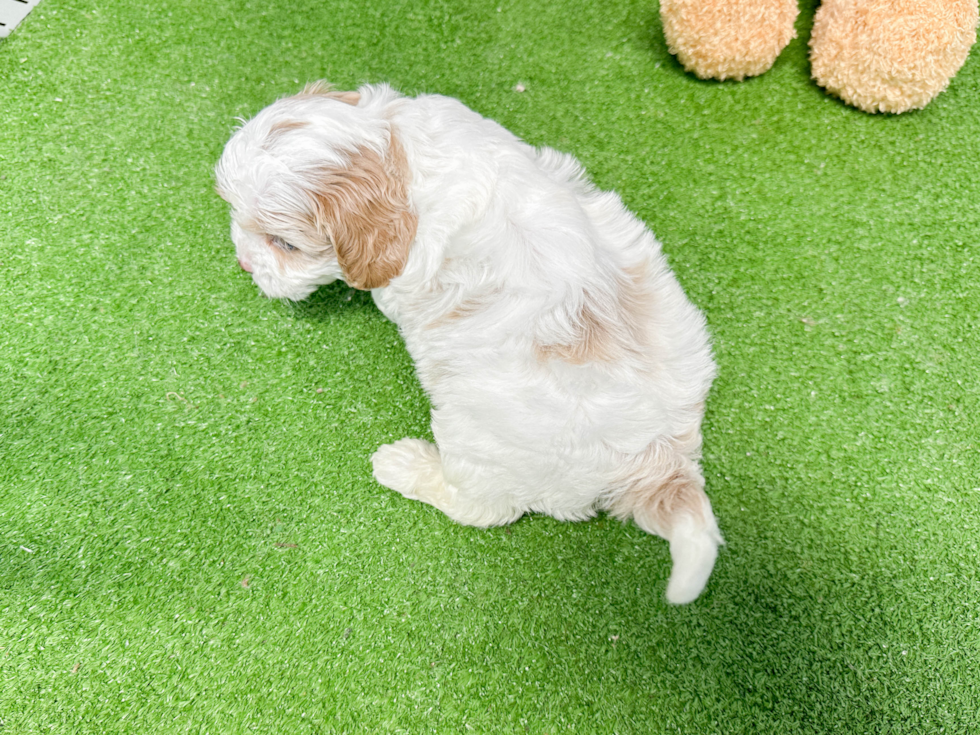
1,0,979,731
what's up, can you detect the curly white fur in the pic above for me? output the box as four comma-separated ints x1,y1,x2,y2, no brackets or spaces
216,83,724,603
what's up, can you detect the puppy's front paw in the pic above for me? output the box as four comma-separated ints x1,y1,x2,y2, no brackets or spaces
371,438,442,500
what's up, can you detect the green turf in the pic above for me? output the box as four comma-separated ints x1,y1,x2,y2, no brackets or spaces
2,0,979,732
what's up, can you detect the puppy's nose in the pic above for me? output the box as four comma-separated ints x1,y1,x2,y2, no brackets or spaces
238,257,253,273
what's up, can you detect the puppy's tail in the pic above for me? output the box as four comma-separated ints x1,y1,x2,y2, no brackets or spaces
608,449,724,604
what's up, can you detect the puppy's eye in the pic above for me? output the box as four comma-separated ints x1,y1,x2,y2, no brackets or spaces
269,236,297,252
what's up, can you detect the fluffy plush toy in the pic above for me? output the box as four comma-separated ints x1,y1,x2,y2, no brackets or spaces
810,0,979,113
660,0,979,113
660,0,799,81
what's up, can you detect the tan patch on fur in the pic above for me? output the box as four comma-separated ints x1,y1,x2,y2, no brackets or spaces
606,442,708,537
535,296,618,364
261,120,310,153
535,267,653,365
330,91,362,106
268,119,308,137
295,81,362,106
444,295,491,322
426,284,504,328
309,130,417,290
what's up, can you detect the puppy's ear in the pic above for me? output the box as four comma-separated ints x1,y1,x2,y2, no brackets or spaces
311,131,417,290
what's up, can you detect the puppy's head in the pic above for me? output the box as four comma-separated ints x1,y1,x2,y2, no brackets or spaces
215,82,417,300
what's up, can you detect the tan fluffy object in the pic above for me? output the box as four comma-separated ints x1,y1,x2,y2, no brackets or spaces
810,0,979,114
660,0,799,81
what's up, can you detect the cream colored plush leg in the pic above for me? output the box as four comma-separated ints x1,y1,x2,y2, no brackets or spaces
660,0,799,81
810,0,979,113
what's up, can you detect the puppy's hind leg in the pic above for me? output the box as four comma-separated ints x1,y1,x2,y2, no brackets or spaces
610,451,724,604
371,438,521,528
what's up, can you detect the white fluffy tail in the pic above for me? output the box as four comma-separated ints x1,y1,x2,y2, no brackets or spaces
664,509,724,604
609,452,724,604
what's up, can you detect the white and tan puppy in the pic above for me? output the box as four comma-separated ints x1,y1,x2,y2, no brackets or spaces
216,83,723,603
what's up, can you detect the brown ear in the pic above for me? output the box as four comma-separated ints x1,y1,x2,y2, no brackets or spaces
312,131,417,290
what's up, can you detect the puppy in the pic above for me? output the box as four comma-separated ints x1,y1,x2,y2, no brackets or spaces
215,82,724,603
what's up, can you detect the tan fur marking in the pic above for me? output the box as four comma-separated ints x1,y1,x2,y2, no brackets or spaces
535,268,653,365
606,442,708,537
419,273,505,329
262,120,310,152
445,296,489,322
535,297,618,364
309,130,417,290
296,81,361,106
427,285,504,328
268,119,308,137
329,91,362,106
635,469,704,528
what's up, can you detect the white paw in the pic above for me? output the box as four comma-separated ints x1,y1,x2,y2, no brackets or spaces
371,438,440,499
